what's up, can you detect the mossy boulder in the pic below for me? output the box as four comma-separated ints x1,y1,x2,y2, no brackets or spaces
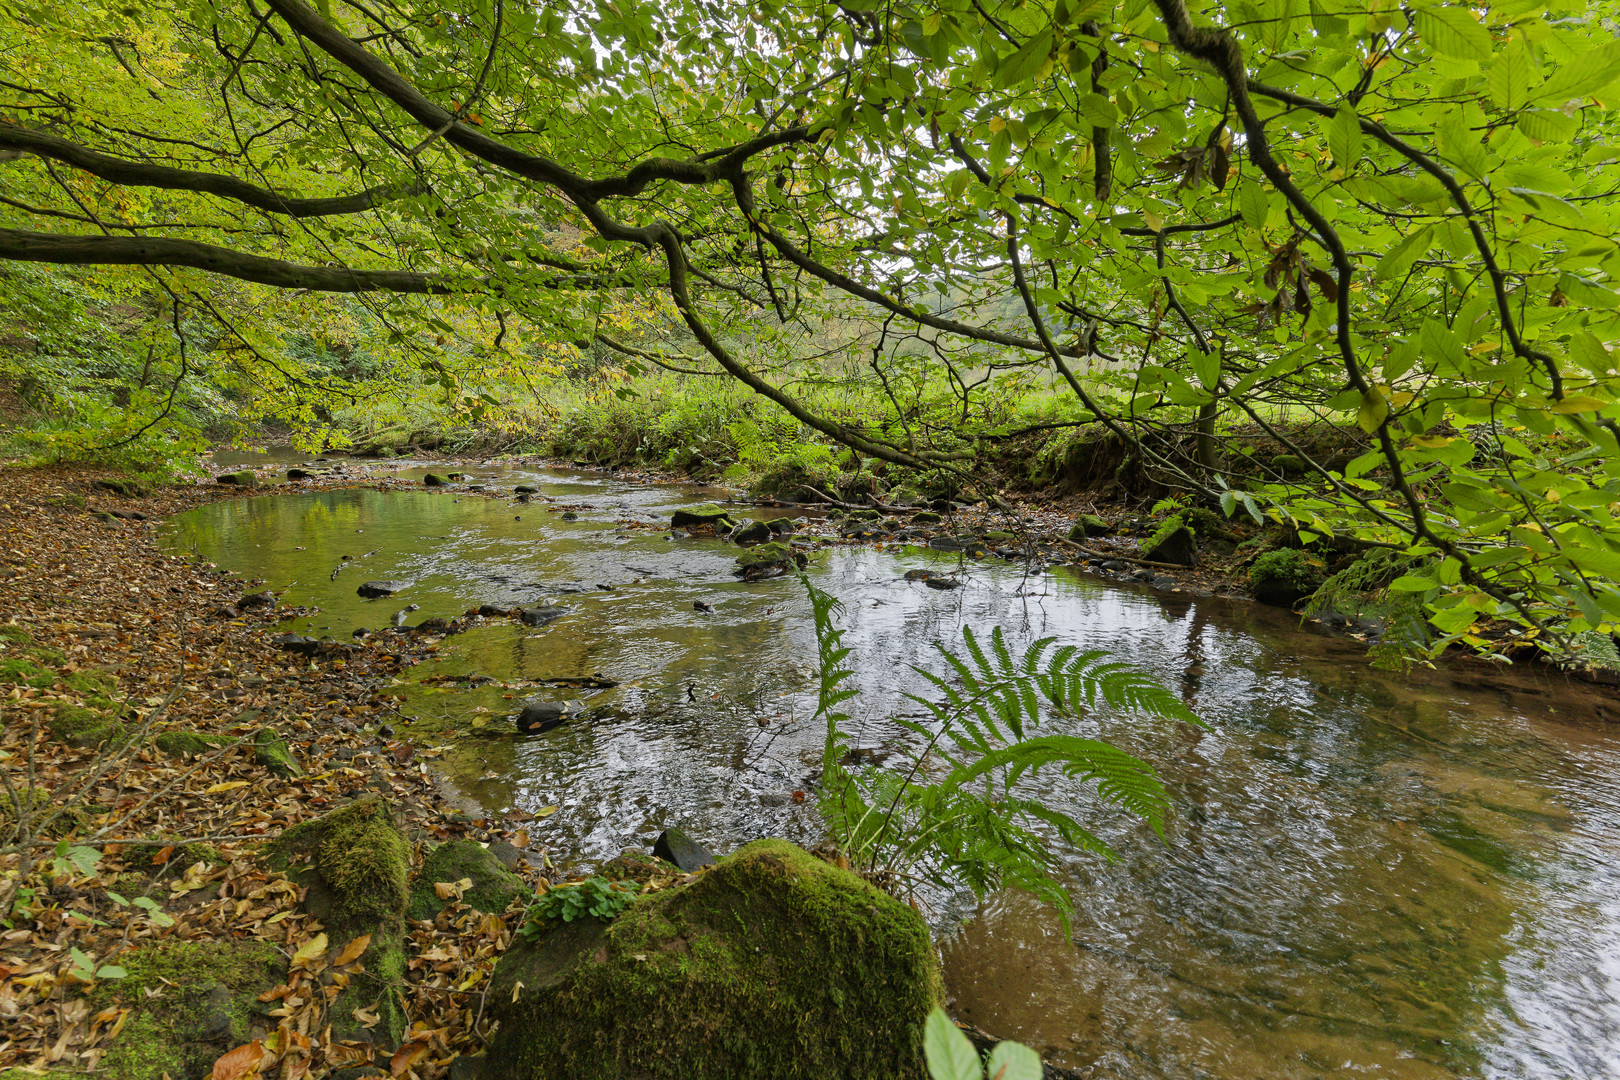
730,519,773,546
1249,548,1327,608
215,470,257,486
671,503,737,530
407,840,527,922
253,727,301,778
124,838,226,869
154,730,228,757
265,795,409,1044
1067,514,1109,540
733,541,808,580
97,477,151,497
1142,520,1198,566
49,701,126,748
1271,453,1308,476
94,940,285,1080
910,510,944,525
483,838,940,1080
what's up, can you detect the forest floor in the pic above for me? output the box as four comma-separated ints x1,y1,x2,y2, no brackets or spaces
0,465,553,1080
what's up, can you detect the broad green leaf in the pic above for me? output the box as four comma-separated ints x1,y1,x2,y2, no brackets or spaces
1389,575,1438,592
1325,103,1362,169
925,1008,982,1080
996,28,1056,89
1518,109,1581,143
1551,395,1613,414
985,1041,1043,1080
1413,5,1491,61
1377,225,1433,282
1357,389,1388,433
1532,40,1620,104
1239,183,1271,230
1488,40,1534,111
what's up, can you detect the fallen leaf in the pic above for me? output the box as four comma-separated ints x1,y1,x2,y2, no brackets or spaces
333,934,371,966
207,780,251,794
291,933,328,969
209,1040,265,1080
390,1040,430,1077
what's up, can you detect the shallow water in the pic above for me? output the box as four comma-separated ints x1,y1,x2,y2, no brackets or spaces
165,462,1620,1078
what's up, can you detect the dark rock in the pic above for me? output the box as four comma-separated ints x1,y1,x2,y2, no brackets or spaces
1151,576,1180,590
215,470,256,486
236,591,276,609
730,519,773,545
734,542,806,580
924,577,963,591
758,793,791,807
1249,548,1326,608
476,603,509,617
910,510,943,524
448,473,466,481
1142,526,1198,567
1067,514,1110,541
560,511,578,521
902,569,934,581
352,627,369,638
1100,560,1129,571
693,600,714,612
273,633,320,656
765,517,797,534
183,982,235,1042
486,841,524,870
254,728,301,778
378,724,395,738
514,485,538,494
518,605,569,628
213,605,241,619
448,1056,486,1080
516,493,532,503
287,468,314,480
424,473,448,486
410,617,450,634
357,580,401,599
390,604,420,628
651,827,717,872
514,700,580,734
483,839,938,1080
671,503,738,530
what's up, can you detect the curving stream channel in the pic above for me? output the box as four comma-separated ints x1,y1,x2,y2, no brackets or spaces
165,459,1620,1079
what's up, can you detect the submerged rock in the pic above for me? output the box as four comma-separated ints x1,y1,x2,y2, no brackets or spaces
483,839,939,1080
670,503,737,530
518,605,569,628
424,473,448,487
513,699,583,734
765,517,797,534
651,827,717,872
357,580,401,599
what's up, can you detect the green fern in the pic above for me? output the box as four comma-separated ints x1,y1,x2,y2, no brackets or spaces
804,578,1203,931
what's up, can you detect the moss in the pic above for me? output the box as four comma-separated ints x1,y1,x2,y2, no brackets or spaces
60,669,116,696
43,493,86,509
49,703,126,748
1067,514,1108,541
735,541,797,570
1143,511,1187,553
910,510,944,525
98,477,152,497
124,838,226,869
597,850,682,885
252,727,301,777
216,470,257,486
96,941,285,1080
153,730,227,757
1272,453,1308,474
265,796,409,1043
1249,548,1328,608
407,840,526,921
670,503,737,529
0,657,54,688
485,839,940,1080
0,625,31,647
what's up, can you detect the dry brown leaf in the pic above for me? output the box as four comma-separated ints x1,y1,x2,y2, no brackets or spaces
290,933,327,969
209,1040,265,1080
389,1040,430,1077
332,933,371,966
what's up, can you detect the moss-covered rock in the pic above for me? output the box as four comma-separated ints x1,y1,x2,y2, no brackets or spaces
1249,548,1327,608
407,840,526,922
671,503,737,530
1271,453,1308,475
734,541,807,580
43,493,86,509
215,470,257,486
253,727,301,778
97,477,152,497
94,940,285,1080
1067,514,1109,540
910,510,944,525
596,850,683,885
153,730,228,757
49,701,126,748
1142,519,1198,566
265,795,409,1044
484,838,940,1080
124,838,226,869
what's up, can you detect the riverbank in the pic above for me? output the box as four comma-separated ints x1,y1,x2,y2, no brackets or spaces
0,465,553,1078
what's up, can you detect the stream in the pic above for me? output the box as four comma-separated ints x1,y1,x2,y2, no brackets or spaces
164,457,1620,1079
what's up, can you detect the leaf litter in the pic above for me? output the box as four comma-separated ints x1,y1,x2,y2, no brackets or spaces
1,465,555,1078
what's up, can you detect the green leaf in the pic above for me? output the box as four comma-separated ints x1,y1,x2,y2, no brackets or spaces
1357,389,1389,433
1532,40,1620,103
1413,5,1491,61
925,1007,982,1080
1488,40,1533,111
1239,183,1271,230
985,1041,1043,1080
1389,575,1438,592
995,28,1056,89
1377,225,1434,282
1326,103,1362,169
96,965,128,980
1518,108,1581,143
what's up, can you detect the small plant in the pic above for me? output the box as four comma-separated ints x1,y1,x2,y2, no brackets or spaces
519,877,640,938
923,1007,1040,1080
806,578,1203,931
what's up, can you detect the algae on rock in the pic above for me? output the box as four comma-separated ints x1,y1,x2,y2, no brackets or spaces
484,838,940,1080
265,795,410,1043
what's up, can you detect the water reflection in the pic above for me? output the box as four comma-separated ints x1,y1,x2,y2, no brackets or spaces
165,467,1620,1078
